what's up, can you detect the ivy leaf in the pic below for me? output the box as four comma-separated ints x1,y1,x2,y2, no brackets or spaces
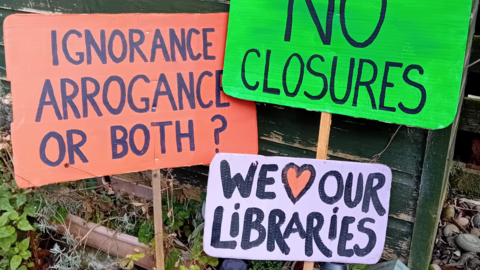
50,205,68,223
15,194,26,209
23,204,36,217
18,266,27,270
199,256,208,265
138,222,154,245
179,266,188,270
0,231,16,251
165,249,180,270
8,210,19,221
19,238,29,251
27,262,34,267
9,255,21,270
119,258,129,268
19,250,31,260
17,219,34,231
207,256,219,267
0,213,9,227
0,198,13,211
0,226,15,238
190,265,200,270
131,253,145,261
177,210,190,219
0,187,12,200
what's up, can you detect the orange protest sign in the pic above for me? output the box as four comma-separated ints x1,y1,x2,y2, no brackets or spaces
4,13,258,188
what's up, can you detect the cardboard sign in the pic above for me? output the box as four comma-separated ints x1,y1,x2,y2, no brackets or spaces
204,154,392,264
4,13,258,188
222,0,471,129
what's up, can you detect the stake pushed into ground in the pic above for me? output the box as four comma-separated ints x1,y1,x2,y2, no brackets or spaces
152,169,165,270
303,112,332,270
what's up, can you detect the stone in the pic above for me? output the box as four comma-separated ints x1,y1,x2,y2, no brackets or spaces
443,224,460,237
455,234,480,252
470,228,480,237
457,217,470,227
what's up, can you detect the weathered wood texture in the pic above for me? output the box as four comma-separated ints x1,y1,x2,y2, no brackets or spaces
459,98,480,133
409,1,478,270
0,0,470,266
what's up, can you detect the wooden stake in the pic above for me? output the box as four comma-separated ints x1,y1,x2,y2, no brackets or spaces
303,112,332,270
152,169,165,270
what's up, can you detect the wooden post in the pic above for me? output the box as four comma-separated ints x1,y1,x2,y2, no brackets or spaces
152,169,165,270
303,112,332,270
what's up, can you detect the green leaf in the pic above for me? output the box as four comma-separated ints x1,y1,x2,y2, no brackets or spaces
179,266,188,270
131,253,145,261
50,205,68,223
0,226,14,238
165,249,181,270
15,194,26,209
27,262,34,267
199,256,208,265
190,265,200,270
17,219,34,231
19,250,31,260
177,210,190,219
138,222,154,245
207,256,219,267
0,231,17,251
85,178,98,193
0,213,9,227
119,258,129,268
8,210,19,221
19,238,29,251
18,266,27,270
23,204,36,217
0,198,13,211
9,255,21,270
0,188,12,200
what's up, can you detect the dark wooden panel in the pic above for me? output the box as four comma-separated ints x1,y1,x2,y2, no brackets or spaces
0,9,24,43
384,217,414,264
459,98,480,133
0,46,4,79
257,103,427,176
0,79,9,94
469,36,480,73
0,0,229,14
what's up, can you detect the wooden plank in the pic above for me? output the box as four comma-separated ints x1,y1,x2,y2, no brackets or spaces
383,218,414,264
459,98,480,133
469,36,480,73
257,104,427,176
408,127,452,270
151,169,165,270
0,79,10,93
0,46,4,80
0,9,24,44
316,112,331,160
304,112,332,270
0,0,229,14
408,1,478,269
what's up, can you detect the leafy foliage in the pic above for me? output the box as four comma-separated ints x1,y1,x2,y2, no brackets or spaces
0,149,38,270
248,260,285,270
161,190,218,270
348,264,369,270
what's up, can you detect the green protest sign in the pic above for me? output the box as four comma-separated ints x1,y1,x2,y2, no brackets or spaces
223,0,471,129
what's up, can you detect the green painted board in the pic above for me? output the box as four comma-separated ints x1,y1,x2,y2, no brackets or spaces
223,0,471,129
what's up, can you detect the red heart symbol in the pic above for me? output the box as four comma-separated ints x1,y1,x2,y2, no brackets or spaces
282,163,316,204
287,168,312,198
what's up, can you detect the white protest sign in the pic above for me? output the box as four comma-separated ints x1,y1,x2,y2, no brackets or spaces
204,154,392,264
